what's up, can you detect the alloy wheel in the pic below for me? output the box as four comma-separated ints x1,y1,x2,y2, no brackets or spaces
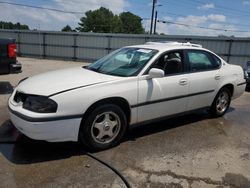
216,91,229,113
91,111,121,144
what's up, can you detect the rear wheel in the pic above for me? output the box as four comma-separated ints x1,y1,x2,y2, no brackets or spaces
210,88,231,117
79,104,127,151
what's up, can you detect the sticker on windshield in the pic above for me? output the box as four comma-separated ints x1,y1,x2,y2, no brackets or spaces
137,49,152,53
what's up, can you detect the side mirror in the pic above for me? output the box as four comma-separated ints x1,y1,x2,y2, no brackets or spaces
148,68,164,79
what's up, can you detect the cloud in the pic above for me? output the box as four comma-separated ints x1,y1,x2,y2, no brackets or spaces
176,14,226,26
165,22,239,37
198,3,215,10
146,14,245,37
177,15,207,26
0,0,130,30
208,23,236,31
242,1,250,5
207,14,226,22
0,1,247,37
163,16,173,21
54,0,130,14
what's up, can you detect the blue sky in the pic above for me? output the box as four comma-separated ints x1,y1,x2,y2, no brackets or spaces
0,0,250,36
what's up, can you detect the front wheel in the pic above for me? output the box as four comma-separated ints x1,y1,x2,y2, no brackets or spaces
79,104,127,151
210,88,231,117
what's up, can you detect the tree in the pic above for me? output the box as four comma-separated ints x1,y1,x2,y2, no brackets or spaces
77,7,144,34
61,25,74,32
0,21,29,30
119,12,144,34
77,7,117,33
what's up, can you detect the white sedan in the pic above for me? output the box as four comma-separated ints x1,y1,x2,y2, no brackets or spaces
8,42,246,150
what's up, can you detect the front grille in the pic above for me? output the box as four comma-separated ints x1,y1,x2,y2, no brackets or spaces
14,91,28,103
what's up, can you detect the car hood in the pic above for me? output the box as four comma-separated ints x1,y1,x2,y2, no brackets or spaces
17,67,120,96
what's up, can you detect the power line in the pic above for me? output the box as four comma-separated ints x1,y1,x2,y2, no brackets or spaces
0,1,149,21
1,0,249,34
184,0,250,15
157,19,250,33
176,0,249,16
160,11,250,28
165,0,250,19
0,1,84,14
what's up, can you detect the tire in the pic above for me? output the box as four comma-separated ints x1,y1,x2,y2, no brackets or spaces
210,87,231,117
79,104,127,151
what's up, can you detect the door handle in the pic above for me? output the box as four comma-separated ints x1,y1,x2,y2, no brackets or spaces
179,78,188,85
215,75,221,80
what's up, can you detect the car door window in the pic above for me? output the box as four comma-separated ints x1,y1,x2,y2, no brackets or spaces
187,50,219,72
150,51,184,76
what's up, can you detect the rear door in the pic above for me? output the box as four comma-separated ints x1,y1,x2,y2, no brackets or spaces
185,50,222,111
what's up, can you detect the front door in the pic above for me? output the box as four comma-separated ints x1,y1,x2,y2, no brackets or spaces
137,50,189,122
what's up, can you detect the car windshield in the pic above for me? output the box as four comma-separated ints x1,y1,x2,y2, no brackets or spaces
86,48,158,77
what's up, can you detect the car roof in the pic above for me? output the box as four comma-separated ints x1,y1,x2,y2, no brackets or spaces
126,41,206,52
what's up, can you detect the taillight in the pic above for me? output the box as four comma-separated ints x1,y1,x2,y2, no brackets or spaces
8,43,17,58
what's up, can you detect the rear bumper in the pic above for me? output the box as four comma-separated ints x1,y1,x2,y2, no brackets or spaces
232,81,246,99
10,61,22,73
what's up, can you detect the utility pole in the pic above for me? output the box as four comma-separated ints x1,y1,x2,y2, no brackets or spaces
150,0,156,35
153,11,158,34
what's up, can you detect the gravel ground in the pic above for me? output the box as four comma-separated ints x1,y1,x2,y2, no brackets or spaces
0,57,249,188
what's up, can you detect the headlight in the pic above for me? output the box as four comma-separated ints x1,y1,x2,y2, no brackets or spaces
23,95,57,113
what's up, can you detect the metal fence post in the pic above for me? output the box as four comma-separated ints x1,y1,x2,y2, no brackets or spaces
17,31,21,56
227,39,233,63
107,35,112,54
42,33,46,59
73,34,77,61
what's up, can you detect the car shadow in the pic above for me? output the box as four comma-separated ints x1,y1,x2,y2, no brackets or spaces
0,81,14,94
0,120,86,164
126,110,212,141
0,108,234,165
226,106,235,113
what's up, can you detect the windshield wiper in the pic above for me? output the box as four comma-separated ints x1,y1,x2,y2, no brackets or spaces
84,66,125,77
84,66,100,73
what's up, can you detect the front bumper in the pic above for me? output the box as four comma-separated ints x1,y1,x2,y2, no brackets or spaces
8,107,82,142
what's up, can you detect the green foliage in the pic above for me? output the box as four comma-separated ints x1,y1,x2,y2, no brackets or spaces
77,7,144,34
61,25,75,32
0,21,29,30
77,7,116,33
119,12,144,34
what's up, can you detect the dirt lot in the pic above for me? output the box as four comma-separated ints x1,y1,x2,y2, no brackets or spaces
0,57,250,188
